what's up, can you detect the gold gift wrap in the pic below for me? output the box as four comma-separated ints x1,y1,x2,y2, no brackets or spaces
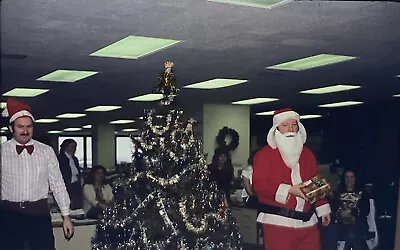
300,176,331,204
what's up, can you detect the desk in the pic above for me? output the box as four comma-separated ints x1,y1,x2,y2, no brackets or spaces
52,219,97,250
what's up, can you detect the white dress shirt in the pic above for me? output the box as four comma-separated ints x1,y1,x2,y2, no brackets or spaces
82,184,113,215
241,165,253,201
1,138,71,216
64,152,79,183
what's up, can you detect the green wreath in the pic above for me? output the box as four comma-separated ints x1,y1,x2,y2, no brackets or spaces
216,126,239,151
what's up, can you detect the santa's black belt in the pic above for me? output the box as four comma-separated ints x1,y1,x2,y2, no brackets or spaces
258,203,314,222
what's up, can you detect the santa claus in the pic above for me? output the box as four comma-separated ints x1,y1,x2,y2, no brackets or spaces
252,108,331,250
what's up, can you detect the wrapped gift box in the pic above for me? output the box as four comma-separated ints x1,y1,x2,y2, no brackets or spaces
300,176,331,204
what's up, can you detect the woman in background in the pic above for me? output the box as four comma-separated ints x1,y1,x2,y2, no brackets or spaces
208,148,234,205
333,169,371,250
83,165,113,219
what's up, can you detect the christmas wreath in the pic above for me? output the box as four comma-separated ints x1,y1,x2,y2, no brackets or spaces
216,126,239,151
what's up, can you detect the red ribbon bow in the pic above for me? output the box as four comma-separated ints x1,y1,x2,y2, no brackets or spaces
16,145,34,155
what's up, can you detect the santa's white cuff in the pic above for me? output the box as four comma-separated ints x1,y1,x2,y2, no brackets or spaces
275,184,291,204
316,203,331,217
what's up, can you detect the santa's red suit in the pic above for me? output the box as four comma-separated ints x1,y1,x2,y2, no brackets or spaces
252,108,331,250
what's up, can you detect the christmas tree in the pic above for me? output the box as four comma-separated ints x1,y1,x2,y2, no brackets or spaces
92,62,243,250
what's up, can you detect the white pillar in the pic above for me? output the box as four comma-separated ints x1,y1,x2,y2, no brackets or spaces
202,104,250,174
92,124,116,171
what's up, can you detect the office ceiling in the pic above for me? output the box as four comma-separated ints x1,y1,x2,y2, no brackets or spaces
1,0,400,134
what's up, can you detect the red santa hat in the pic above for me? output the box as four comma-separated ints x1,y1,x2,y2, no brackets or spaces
266,108,307,148
1,98,35,123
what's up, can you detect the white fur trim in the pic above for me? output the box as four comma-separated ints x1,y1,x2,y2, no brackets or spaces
267,121,307,148
257,212,318,228
315,203,331,217
273,110,300,127
9,110,35,123
291,164,306,212
275,184,291,204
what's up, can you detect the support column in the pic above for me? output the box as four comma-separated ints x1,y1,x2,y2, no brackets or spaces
92,124,116,171
202,104,250,173
395,180,400,250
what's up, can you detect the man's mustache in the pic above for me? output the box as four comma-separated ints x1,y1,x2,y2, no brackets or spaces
20,133,30,136
284,132,297,138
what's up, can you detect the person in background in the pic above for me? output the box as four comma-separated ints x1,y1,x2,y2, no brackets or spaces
0,98,73,250
208,148,234,205
333,169,371,250
58,138,83,209
253,108,331,250
241,150,259,209
83,165,113,219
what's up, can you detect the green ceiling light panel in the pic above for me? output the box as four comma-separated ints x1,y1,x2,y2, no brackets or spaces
209,0,289,9
110,120,135,124
37,70,98,82
300,85,361,94
85,105,121,112
56,113,87,118
255,110,275,116
122,128,138,132
184,79,248,89
318,101,363,108
35,119,59,123
129,94,164,101
90,36,181,59
267,54,356,71
232,97,278,105
63,128,82,132
300,115,322,119
48,130,62,134
3,88,49,97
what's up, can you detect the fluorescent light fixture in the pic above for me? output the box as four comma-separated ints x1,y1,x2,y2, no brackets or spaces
232,98,278,105
35,119,59,123
3,88,49,97
129,94,163,102
82,125,92,129
318,101,363,108
396,75,400,78
393,94,400,97
122,128,139,132
138,116,144,120
37,70,98,82
300,115,322,119
300,85,361,95
1,127,8,131
63,128,82,132
48,130,62,134
90,36,181,59
110,120,135,124
184,78,247,89
0,102,6,109
56,113,87,118
208,0,291,9
85,105,121,112
255,110,275,116
267,54,356,71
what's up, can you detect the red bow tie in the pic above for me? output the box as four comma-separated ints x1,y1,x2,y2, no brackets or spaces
16,145,34,155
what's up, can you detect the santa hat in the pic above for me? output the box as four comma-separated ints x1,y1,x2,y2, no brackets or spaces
1,98,35,123
266,108,307,149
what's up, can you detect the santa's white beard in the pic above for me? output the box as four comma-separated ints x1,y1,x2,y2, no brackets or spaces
275,131,304,168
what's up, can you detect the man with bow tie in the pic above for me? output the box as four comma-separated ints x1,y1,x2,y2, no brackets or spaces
0,98,74,250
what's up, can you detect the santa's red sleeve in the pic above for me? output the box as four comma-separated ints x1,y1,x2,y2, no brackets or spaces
252,147,292,205
305,147,331,217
